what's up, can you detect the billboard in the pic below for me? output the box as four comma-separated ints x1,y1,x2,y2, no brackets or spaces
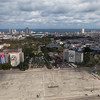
0,54,6,64
68,50,75,63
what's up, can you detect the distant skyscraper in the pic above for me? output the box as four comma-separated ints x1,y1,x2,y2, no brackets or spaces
3,32,5,35
25,27,30,34
14,29,16,33
81,28,85,34
9,29,13,34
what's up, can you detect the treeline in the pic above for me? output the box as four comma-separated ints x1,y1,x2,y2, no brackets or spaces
54,36,86,41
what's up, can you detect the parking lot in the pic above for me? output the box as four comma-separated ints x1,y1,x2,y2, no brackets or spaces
0,68,100,100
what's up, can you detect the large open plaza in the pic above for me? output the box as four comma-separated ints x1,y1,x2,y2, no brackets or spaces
0,68,100,100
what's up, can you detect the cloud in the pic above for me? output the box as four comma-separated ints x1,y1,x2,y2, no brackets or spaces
0,0,100,29
0,0,13,2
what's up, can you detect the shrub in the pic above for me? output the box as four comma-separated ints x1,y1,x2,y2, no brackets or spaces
2,63,12,70
18,62,29,71
0,63,2,70
45,59,52,69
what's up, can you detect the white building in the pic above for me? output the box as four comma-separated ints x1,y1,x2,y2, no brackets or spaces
63,49,69,61
9,53,21,67
75,52,83,63
69,50,75,63
63,49,83,63
81,28,85,34
3,48,24,67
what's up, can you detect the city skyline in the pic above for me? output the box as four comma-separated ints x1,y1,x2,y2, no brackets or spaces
0,0,100,29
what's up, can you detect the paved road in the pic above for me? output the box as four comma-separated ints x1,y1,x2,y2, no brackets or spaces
47,95,100,100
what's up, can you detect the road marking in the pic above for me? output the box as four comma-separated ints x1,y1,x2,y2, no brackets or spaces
42,70,45,98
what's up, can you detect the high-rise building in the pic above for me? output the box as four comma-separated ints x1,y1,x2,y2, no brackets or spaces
3,32,5,36
14,29,16,33
25,27,30,34
9,29,13,34
81,28,85,34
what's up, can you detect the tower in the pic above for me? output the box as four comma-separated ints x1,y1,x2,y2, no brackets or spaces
25,27,30,34
3,32,5,36
9,29,13,34
81,28,85,34
14,29,16,33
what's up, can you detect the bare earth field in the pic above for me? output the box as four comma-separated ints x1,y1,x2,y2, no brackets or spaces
0,68,100,100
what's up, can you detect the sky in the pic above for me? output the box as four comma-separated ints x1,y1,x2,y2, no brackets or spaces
0,0,100,29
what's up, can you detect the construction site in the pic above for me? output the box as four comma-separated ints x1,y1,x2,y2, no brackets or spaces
0,68,100,100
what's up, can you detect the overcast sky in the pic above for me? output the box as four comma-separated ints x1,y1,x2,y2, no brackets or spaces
0,0,100,29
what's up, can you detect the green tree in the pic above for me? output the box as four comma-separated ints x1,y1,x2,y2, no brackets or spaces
18,62,29,71
41,46,48,54
84,53,90,64
0,63,2,70
83,47,91,52
2,63,12,70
